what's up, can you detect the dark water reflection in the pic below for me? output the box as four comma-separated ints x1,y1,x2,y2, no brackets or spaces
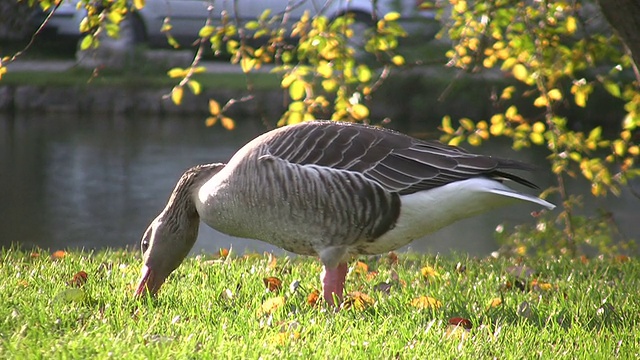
1,114,637,256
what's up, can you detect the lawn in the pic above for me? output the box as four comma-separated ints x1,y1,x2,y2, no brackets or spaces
1,248,638,359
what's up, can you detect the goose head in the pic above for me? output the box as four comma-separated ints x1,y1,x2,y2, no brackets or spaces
135,163,225,297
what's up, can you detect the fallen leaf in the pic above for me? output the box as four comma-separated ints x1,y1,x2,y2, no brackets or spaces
353,261,369,275
258,296,286,316
219,248,229,259
411,296,442,310
615,255,630,263
387,252,399,265
341,291,375,311
266,253,278,269
421,266,440,279
51,250,66,260
448,317,473,329
55,288,85,303
263,277,283,292
373,282,392,294
30,252,40,259
365,270,378,281
307,289,320,307
531,279,553,291
489,297,502,308
17,280,28,287
517,301,532,318
69,271,88,287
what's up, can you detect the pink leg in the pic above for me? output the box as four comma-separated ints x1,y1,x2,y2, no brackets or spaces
321,262,348,306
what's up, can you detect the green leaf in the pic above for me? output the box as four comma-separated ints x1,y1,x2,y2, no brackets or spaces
603,80,621,98
245,21,260,30
80,35,94,50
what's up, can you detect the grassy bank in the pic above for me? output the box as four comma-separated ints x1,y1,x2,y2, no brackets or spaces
1,248,638,359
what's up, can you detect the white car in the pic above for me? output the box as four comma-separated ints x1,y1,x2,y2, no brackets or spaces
42,0,439,47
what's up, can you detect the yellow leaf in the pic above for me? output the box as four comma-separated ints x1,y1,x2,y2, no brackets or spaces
614,139,626,156
199,25,214,38
171,86,183,105
566,16,577,34
281,73,296,88
341,291,375,311
357,65,372,83
221,116,235,131
459,118,475,131
209,99,221,116
410,296,442,310
167,67,186,78
289,80,306,100
383,12,401,22
467,133,482,146
530,132,545,145
240,57,255,73
317,61,333,78
350,104,369,120
441,115,454,134
321,79,338,92
489,298,502,308
547,89,562,101
205,117,218,127
391,55,405,66
533,96,547,107
532,122,546,133
420,266,440,279
512,64,528,82
257,296,285,316
133,0,145,10
187,80,201,95
500,86,516,100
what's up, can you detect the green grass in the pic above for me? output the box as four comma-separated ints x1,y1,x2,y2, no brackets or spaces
1,248,638,359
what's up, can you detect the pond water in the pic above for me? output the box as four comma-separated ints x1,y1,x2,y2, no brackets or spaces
1,114,637,256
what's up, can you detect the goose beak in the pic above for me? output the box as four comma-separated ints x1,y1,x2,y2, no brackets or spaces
135,265,163,297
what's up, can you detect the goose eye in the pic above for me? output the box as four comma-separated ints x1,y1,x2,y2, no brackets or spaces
141,228,151,253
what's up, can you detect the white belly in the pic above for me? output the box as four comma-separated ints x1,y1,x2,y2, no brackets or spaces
359,178,549,254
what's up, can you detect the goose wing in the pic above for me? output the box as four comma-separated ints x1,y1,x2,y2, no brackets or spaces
266,121,536,195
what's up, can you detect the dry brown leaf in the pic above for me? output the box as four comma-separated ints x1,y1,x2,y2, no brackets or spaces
448,317,473,329
387,252,399,265
353,261,369,275
69,270,88,287
51,250,66,260
263,277,283,292
307,289,320,307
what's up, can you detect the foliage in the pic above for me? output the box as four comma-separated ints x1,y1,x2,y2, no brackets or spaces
2,248,640,358
439,0,639,255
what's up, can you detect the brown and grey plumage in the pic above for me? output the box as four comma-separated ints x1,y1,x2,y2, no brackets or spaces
135,121,554,305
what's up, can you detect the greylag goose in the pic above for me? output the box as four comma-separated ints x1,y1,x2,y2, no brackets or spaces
135,121,554,305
